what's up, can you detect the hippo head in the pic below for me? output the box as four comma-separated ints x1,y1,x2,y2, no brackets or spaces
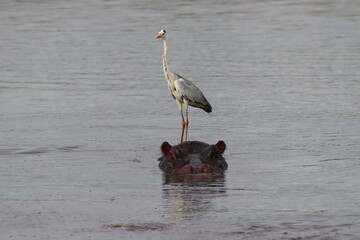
158,141,227,173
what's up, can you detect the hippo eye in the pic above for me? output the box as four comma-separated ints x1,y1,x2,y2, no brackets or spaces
167,152,181,162
166,153,175,161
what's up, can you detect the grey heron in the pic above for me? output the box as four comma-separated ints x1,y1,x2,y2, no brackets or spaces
156,29,212,143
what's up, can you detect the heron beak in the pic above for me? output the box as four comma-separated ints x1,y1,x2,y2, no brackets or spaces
156,33,163,39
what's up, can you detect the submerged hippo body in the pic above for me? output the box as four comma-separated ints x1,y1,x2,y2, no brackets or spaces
158,141,227,173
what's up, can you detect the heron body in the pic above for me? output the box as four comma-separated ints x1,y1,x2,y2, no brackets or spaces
156,29,212,143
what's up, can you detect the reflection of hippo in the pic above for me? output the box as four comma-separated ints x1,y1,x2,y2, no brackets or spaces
158,141,227,173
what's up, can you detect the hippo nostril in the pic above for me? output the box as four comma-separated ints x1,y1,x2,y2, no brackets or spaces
181,165,193,173
203,164,214,173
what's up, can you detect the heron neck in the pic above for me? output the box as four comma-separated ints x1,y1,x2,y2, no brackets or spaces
162,38,171,77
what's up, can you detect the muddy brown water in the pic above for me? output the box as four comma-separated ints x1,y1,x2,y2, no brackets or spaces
1,0,360,239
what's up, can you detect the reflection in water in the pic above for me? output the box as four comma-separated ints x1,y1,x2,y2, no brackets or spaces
1,0,359,238
162,173,227,220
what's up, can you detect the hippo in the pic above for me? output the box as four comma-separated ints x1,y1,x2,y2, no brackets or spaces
158,140,227,173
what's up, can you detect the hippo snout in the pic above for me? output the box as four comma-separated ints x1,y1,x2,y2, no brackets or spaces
181,163,214,173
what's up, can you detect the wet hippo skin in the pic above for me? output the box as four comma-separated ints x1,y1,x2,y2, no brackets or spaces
158,141,227,173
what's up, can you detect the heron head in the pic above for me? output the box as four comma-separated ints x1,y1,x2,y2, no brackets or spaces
156,29,166,39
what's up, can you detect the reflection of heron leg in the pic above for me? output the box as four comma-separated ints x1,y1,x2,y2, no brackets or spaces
176,100,185,143
184,99,189,142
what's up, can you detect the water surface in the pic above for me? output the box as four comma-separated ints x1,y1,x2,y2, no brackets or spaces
1,0,360,239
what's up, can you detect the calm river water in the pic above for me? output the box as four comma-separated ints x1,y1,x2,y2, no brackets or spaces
1,0,360,239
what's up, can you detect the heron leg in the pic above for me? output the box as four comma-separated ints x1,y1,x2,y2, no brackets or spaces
184,99,189,142
176,100,185,143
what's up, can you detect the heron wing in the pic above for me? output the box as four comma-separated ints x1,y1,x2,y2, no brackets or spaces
174,74,212,112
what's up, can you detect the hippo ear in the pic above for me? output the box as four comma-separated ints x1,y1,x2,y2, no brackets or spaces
216,140,226,153
161,142,172,154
